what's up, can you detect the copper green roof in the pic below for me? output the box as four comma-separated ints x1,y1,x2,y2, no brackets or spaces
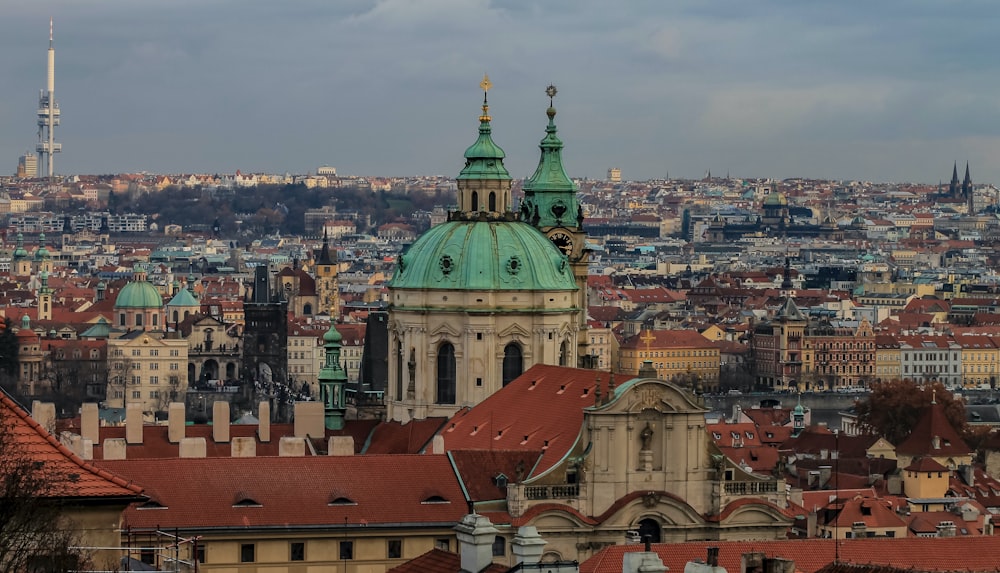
522,99,579,228
12,233,28,260
166,287,199,307
33,233,50,261
390,220,577,292
114,280,163,309
457,102,511,182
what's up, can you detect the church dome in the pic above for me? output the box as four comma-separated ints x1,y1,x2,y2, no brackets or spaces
33,233,51,260
390,220,577,292
763,192,787,207
114,280,163,309
12,233,29,260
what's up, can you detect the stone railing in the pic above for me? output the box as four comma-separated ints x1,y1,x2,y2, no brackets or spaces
723,480,779,495
524,484,580,500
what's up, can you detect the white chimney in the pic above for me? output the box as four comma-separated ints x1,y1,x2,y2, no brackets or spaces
455,514,498,573
511,526,546,565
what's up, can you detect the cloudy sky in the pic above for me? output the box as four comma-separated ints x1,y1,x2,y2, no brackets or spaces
2,0,999,183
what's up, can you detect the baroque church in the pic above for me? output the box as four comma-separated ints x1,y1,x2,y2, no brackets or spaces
386,80,589,422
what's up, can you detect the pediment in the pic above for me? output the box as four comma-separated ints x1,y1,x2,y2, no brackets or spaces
430,323,462,339
600,379,704,414
498,323,531,339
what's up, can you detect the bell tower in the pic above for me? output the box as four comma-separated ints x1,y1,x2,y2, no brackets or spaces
454,75,513,219
522,86,591,365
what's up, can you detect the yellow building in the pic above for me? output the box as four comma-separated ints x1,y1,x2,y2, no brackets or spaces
874,335,901,382
957,335,1000,389
619,329,720,391
107,333,188,416
902,457,950,511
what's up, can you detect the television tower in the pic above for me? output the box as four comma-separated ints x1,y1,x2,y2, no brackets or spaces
36,18,61,179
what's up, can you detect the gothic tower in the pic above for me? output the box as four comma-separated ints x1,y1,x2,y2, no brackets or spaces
963,162,974,214
315,231,340,318
241,265,289,400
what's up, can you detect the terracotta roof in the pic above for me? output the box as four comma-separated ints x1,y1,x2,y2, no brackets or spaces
449,450,543,502
95,455,466,529
905,456,949,472
386,548,507,573
364,418,449,454
620,329,717,350
441,364,611,477
895,403,971,457
0,389,144,501
581,536,1000,573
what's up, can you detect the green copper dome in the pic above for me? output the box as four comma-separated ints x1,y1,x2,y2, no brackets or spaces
114,281,163,309
166,287,199,307
390,220,577,291
521,91,580,229
763,192,787,206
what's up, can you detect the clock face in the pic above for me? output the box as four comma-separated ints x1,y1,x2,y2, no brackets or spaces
549,232,574,256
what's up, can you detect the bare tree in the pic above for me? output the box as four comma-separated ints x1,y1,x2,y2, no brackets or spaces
0,413,91,573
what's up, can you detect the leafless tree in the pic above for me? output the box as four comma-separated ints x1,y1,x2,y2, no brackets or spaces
0,414,91,573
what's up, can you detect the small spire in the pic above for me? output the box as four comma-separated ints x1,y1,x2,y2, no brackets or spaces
479,74,492,122
49,17,53,48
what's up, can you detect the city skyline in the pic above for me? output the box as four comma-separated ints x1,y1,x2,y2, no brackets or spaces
2,1,1000,183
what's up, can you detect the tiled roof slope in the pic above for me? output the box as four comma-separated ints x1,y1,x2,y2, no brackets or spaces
895,402,971,457
582,537,1000,573
386,548,508,573
0,389,143,501
95,455,465,529
441,364,610,477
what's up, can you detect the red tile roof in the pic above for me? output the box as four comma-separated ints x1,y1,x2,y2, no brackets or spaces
581,536,1000,573
449,450,543,502
441,364,610,477
95,454,466,529
386,548,507,573
0,390,143,501
895,403,971,457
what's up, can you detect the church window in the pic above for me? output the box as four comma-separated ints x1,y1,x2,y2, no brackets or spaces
395,341,403,400
559,340,569,366
436,343,456,404
303,303,313,315
136,314,143,327
489,192,497,211
472,191,479,211
503,343,523,387
152,314,158,327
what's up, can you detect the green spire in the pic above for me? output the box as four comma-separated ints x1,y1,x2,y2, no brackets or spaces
33,233,50,261
457,75,511,182
12,233,28,261
319,324,347,430
40,271,51,295
522,85,580,229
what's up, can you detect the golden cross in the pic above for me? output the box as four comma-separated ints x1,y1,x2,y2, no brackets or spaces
640,329,656,354
480,74,492,92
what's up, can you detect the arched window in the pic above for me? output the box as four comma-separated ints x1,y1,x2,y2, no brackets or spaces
471,191,480,212
637,518,661,543
436,343,456,404
489,192,497,212
152,314,158,327
502,342,523,387
172,310,179,323
395,340,404,400
303,303,313,315
559,340,569,366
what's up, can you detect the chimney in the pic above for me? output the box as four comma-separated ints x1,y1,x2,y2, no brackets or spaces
294,401,324,438
278,436,306,456
707,547,720,568
179,437,207,458
125,403,143,444
258,401,271,442
231,436,256,457
623,544,668,573
511,526,546,565
167,402,185,443
31,401,56,435
430,435,445,454
454,514,499,573
328,436,355,456
851,521,867,538
81,402,99,445
213,401,230,443
936,521,956,538
103,437,127,460
819,465,832,487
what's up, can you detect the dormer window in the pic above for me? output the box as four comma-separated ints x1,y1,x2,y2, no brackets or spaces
421,495,450,504
494,473,509,489
233,497,262,508
329,496,357,506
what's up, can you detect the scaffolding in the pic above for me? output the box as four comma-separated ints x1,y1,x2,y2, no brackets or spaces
72,528,200,573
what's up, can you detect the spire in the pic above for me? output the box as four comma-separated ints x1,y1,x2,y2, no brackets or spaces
318,229,334,266
457,74,510,183
522,84,581,230
49,17,53,49
319,324,348,430
13,233,28,261
949,161,960,197
963,161,973,198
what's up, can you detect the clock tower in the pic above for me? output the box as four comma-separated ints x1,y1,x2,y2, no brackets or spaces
521,86,592,365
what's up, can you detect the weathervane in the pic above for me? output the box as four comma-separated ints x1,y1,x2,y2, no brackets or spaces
479,74,492,121
546,84,557,107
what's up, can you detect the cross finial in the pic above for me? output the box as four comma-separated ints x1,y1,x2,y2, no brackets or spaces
546,84,557,107
479,74,492,121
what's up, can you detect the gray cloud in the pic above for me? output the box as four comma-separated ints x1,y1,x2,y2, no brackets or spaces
1,0,998,183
